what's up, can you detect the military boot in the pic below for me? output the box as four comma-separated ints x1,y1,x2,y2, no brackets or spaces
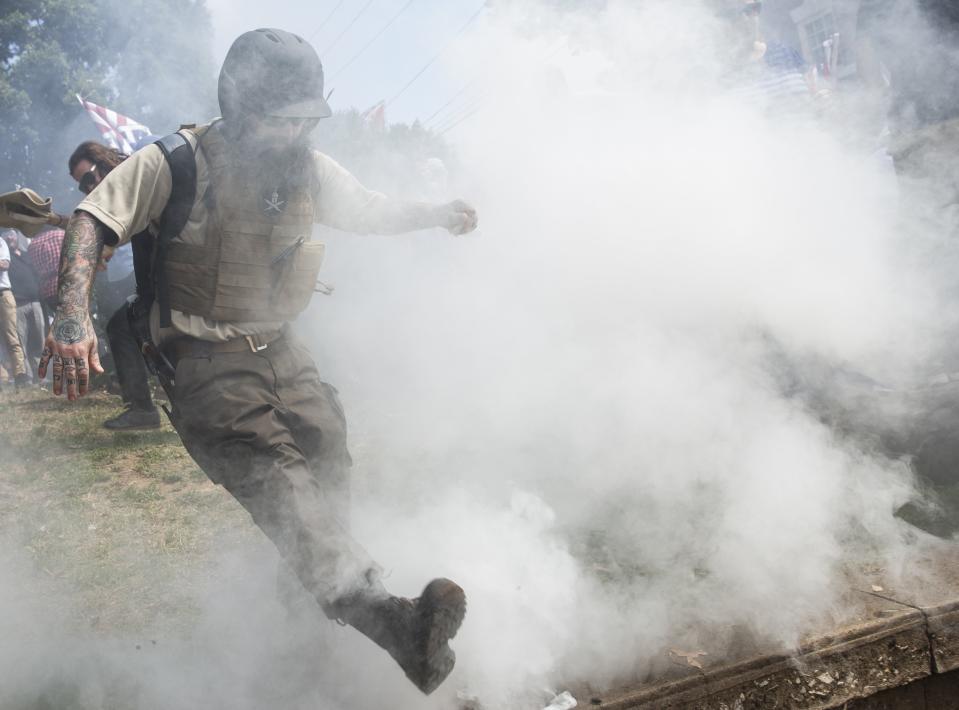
103,405,161,431
333,578,467,695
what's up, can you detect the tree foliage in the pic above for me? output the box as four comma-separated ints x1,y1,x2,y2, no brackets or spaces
0,0,216,205
314,110,453,200
1,1,454,210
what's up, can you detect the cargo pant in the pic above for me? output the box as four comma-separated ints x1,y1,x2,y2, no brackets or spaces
169,334,379,611
0,290,26,378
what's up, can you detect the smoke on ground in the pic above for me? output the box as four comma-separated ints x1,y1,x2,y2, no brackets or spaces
314,0,943,705
2,1,954,708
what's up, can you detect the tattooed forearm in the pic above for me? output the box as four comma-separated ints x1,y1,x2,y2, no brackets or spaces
53,211,104,343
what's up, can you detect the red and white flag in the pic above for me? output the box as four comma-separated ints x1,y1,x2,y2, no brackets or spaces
361,101,386,131
76,95,152,154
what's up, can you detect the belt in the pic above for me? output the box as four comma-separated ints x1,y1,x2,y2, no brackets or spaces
164,330,285,361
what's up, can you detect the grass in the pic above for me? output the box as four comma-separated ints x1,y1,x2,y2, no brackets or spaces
0,386,257,635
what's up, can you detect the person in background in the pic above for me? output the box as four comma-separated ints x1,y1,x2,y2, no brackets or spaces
847,0,959,536
0,229,29,390
28,225,65,326
3,229,44,383
68,141,160,429
720,0,819,115
856,1,959,364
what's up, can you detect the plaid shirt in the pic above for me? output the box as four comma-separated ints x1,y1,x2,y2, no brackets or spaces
28,229,64,301
728,42,811,116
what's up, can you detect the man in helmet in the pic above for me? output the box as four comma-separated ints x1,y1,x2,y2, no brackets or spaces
40,28,477,695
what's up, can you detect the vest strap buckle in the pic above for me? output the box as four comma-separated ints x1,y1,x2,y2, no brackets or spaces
245,334,269,353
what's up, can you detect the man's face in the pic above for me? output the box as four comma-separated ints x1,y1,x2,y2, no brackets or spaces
71,159,102,195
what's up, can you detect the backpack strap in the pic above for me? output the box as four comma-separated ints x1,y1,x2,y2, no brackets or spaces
153,132,197,328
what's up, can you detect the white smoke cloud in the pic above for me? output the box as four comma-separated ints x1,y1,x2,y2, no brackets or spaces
1,1,950,709
310,1,940,706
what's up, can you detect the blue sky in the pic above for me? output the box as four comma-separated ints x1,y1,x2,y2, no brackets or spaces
205,0,487,125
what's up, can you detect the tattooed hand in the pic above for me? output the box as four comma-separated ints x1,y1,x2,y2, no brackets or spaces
40,314,101,400
37,211,105,400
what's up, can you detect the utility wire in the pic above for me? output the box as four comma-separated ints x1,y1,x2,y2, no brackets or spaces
432,95,485,133
422,37,565,125
431,92,484,128
322,0,377,57
421,78,477,126
329,0,416,81
429,101,483,133
308,0,349,41
386,1,487,107
438,105,482,135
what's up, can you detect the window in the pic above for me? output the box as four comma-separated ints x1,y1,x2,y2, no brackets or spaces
803,12,837,68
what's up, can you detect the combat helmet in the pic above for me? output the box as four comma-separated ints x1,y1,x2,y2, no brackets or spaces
218,28,332,122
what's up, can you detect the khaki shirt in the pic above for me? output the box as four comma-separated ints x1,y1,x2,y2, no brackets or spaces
78,128,439,342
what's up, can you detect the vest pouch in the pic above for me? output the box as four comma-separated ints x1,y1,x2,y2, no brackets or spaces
208,221,318,322
164,241,218,318
270,240,326,317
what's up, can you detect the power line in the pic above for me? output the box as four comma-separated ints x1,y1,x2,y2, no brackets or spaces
430,92,484,130
321,0,377,57
308,0,349,41
386,1,487,107
419,41,576,127
438,105,482,135
422,78,477,126
428,95,486,133
329,0,416,81
432,95,485,133
421,36,564,126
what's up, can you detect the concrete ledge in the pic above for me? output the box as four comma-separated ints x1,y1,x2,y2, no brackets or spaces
923,601,959,673
593,606,930,709
573,546,959,709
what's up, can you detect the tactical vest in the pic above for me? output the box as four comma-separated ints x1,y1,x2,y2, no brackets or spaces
156,122,325,324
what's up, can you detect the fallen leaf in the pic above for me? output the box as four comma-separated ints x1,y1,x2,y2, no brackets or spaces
669,649,707,669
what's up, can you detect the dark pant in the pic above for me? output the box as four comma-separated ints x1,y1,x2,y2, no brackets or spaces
41,298,56,328
169,335,378,611
106,304,153,410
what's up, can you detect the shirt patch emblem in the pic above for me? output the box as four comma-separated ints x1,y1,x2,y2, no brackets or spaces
263,188,286,216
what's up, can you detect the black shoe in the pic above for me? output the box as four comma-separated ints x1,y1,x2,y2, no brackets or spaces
14,373,31,391
103,406,161,431
334,578,467,694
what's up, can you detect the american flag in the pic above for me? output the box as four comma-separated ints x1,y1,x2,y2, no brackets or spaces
75,95,152,154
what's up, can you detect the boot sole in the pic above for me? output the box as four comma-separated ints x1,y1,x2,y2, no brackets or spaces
411,578,467,694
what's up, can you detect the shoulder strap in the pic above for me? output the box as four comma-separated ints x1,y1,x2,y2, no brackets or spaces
153,132,197,328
